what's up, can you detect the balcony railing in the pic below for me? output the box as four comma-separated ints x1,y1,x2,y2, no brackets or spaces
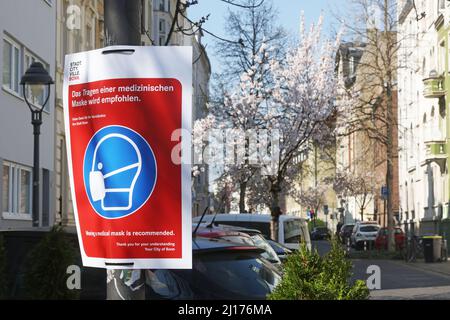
423,76,446,99
424,140,447,173
425,140,446,157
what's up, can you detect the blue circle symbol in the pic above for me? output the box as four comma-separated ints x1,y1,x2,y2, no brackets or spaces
83,126,157,219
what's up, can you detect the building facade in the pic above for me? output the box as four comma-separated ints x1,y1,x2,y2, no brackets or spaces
0,0,56,229
397,0,450,236
55,0,105,227
335,32,400,227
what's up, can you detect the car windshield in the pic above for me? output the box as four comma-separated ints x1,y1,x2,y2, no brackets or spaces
360,225,379,232
284,219,306,244
250,234,281,264
344,225,354,232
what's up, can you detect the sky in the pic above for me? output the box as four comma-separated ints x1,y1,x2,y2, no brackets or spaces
189,0,342,74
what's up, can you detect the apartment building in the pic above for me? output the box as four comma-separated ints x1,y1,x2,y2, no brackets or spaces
0,0,56,229
397,0,450,236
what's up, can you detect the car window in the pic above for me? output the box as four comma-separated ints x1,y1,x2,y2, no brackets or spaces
145,270,194,300
250,234,281,264
268,240,292,255
359,226,379,232
284,219,306,244
343,225,354,232
181,252,282,299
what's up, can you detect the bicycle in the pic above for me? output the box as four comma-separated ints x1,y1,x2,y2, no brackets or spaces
405,235,423,263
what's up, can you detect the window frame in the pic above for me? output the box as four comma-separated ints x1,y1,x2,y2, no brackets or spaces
2,36,21,96
2,161,33,221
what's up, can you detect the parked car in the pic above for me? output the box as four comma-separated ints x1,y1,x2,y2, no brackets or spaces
193,224,282,266
193,213,311,251
198,223,293,263
1,230,282,300
374,227,405,250
266,239,293,262
145,237,282,300
339,224,355,245
351,222,381,250
310,227,331,240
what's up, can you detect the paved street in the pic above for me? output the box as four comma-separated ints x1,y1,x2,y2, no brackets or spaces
313,240,450,299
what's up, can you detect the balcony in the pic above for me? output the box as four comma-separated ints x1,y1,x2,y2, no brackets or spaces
423,76,446,99
423,140,447,173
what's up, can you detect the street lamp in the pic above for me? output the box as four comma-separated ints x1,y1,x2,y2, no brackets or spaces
20,62,54,227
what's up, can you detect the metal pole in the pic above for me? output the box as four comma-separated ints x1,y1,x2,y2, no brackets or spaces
104,0,142,47
31,111,42,227
103,0,145,301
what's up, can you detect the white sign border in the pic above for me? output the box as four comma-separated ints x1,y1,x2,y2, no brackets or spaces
63,46,192,269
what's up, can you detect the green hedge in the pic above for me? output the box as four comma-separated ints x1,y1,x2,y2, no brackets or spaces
23,226,79,300
268,238,369,300
0,234,7,299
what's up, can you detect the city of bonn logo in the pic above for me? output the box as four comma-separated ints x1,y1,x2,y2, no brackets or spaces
83,126,157,219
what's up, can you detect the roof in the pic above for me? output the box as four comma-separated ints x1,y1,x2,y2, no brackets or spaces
193,213,305,223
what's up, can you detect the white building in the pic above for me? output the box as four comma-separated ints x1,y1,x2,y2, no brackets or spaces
397,0,450,235
0,0,56,229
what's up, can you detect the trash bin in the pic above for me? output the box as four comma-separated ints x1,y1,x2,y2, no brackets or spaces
423,236,442,263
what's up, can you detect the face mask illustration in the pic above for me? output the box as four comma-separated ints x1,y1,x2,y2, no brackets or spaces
89,133,142,211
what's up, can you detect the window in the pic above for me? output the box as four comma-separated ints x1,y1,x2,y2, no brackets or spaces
159,19,166,33
3,38,21,94
2,162,32,219
439,40,446,74
86,25,93,49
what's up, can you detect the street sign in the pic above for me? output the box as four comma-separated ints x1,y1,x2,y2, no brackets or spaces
323,205,329,215
381,185,389,199
63,46,192,269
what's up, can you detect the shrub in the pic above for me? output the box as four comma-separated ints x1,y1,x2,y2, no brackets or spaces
23,226,79,300
0,234,7,299
268,238,370,300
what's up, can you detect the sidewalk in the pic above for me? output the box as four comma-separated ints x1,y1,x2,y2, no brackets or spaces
392,259,450,278
371,285,450,300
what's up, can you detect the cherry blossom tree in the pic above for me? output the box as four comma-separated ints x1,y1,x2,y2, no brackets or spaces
262,15,340,240
199,42,274,213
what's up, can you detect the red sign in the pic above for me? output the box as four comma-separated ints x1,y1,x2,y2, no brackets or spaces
64,47,192,269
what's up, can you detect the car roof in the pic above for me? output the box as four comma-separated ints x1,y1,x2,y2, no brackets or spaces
193,225,253,239
214,224,263,235
193,213,306,223
192,236,264,254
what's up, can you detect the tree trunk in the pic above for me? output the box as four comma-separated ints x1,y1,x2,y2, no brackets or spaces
386,83,395,252
269,184,281,241
239,181,247,213
384,0,395,253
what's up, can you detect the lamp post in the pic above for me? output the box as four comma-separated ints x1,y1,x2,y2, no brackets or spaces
20,62,54,227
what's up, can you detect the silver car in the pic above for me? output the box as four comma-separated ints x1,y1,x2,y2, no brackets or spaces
351,222,380,250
